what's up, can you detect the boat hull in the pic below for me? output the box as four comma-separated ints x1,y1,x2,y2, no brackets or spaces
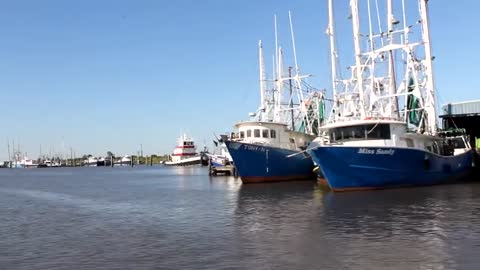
164,156,202,166
224,140,315,183
308,146,474,191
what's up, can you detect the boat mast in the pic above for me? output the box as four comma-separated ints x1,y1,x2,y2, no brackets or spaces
387,0,399,119
7,139,11,167
276,47,284,123
419,0,437,135
273,15,281,123
274,15,279,82
288,11,310,133
350,0,366,119
288,12,297,132
288,66,295,131
258,40,266,121
327,0,338,107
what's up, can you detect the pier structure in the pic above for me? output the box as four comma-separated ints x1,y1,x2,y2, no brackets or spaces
440,99,480,174
208,158,237,177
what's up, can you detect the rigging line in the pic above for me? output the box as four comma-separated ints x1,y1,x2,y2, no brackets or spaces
374,0,384,47
367,122,381,134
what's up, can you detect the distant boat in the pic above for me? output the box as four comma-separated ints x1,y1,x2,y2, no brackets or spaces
164,134,206,166
22,158,39,168
115,155,132,166
38,159,61,168
6,156,39,168
83,157,98,167
206,141,233,167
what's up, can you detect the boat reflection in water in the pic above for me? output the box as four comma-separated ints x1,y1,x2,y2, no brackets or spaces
319,184,480,269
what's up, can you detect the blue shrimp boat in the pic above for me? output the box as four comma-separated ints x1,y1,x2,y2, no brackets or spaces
224,37,325,184
307,120,473,191
306,0,473,191
225,122,316,183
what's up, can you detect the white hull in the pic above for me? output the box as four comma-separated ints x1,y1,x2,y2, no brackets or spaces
164,156,202,166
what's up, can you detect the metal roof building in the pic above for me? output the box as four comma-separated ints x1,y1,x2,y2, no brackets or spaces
440,100,480,117
440,100,480,149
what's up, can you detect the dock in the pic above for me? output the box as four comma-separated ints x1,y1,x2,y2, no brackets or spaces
208,161,237,177
440,99,480,174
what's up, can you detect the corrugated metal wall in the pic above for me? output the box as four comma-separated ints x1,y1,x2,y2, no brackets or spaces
441,100,480,116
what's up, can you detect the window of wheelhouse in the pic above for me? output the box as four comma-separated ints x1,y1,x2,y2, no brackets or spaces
452,138,466,148
239,131,245,139
254,129,260,138
262,129,269,138
329,124,391,142
270,129,277,138
246,130,252,137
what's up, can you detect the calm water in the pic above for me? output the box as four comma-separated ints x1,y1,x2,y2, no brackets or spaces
1,166,480,270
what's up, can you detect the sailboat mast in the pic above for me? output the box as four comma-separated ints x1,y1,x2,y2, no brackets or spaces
419,0,437,135
7,139,11,167
327,0,338,104
350,0,365,118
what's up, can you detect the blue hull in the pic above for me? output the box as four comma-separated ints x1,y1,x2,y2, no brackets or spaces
224,140,315,183
308,146,473,191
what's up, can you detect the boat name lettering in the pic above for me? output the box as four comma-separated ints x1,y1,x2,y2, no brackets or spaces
244,145,266,152
358,148,395,155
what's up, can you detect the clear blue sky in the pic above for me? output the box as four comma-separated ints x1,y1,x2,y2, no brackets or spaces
0,0,478,160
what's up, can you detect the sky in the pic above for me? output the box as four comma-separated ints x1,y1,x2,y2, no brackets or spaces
0,0,478,160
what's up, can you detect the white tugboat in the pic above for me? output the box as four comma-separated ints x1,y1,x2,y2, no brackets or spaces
164,134,206,166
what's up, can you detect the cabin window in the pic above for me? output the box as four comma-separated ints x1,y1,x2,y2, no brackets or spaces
366,124,390,140
432,142,439,154
452,138,466,149
254,129,260,138
246,130,252,137
262,129,269,138
405,138,414,148
270,130,277,138
330,131,336,142
329,124,391,142
239,131,245,138
425,145,432,152
289,138,295,144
